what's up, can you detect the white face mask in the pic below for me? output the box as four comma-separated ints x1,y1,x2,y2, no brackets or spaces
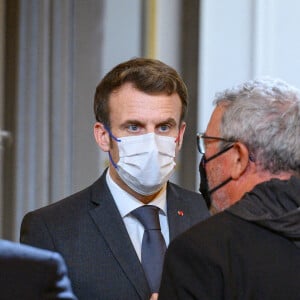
110,132,177,195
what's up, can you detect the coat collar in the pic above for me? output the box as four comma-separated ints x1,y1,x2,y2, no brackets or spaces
89,171,151,299
166,182,201,240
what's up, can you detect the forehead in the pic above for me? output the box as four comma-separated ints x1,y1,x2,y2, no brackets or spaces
108,83,182,124
205,105,225,136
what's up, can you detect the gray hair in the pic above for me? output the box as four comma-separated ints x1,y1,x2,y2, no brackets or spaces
214,77,300,174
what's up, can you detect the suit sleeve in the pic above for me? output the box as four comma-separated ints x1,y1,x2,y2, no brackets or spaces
45,252,78,300
159,234,224,300
20,211,56,251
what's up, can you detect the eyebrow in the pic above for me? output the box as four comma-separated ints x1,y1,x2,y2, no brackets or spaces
121,118,178,128
157,118,177,127
120,120,145,128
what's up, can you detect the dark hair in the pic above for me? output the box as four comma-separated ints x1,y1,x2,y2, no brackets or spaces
94,57,188,126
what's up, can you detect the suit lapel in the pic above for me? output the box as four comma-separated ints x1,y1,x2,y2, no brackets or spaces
88,173,150,299
167,183,196,241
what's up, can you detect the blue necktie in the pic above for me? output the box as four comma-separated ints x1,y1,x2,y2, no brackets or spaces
131,205,167,293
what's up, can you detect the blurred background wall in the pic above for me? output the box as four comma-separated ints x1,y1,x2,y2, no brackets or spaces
1,0,300,240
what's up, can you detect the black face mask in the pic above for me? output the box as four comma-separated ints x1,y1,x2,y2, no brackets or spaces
199,157,211,208
199,145,234,209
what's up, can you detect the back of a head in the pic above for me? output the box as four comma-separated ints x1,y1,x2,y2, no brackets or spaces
214,77,300,175
94,57,188,126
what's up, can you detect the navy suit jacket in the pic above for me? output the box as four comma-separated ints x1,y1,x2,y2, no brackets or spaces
20,170,209,299
0,239,77,300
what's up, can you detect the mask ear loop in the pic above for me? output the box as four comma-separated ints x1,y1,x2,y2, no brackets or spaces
108,152,118,169
104,125,121,142
104,125,121,169
174,126,183,145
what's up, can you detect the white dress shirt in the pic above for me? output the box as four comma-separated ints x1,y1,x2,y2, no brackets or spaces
106,170,170,261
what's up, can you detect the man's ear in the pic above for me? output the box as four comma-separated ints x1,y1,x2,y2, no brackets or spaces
230,142,250,179
176,122,186,150
94,122,110,152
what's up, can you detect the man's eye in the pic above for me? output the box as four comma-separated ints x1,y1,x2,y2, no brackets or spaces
159,125,170,132
128,124,139,132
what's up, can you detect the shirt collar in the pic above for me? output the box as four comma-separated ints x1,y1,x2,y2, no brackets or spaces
106,168,167,218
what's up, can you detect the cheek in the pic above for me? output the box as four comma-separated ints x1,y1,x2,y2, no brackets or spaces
208,162,231,212
207,163,223,188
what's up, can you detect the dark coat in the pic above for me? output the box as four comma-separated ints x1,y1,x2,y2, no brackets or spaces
159,178,300,300
0,239,77,300
20,170,209,300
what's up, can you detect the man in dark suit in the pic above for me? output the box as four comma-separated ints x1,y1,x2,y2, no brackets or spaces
159,77,300,299
0,239,77,300
20,58,209,300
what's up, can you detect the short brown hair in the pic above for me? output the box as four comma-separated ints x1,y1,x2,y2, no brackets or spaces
94,57,188,126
